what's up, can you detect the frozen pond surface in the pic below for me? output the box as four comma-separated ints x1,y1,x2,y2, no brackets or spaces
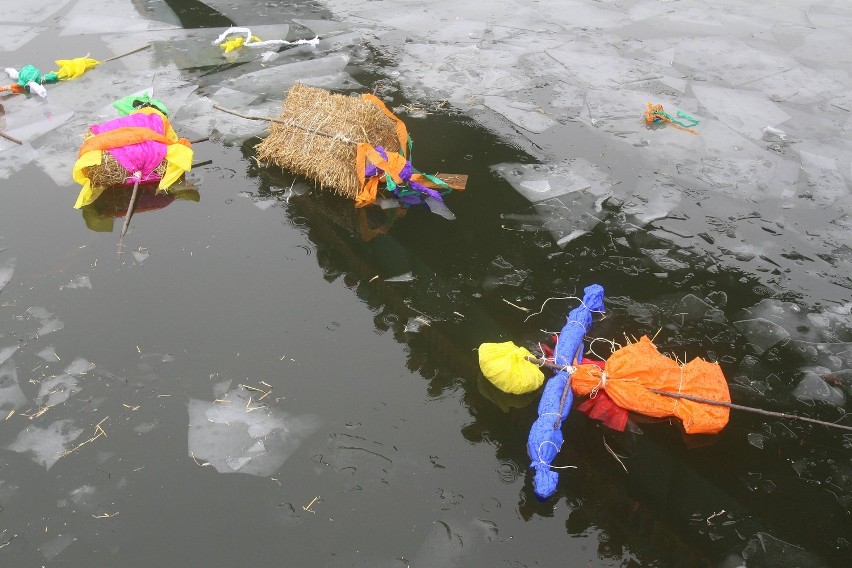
1,0,851,566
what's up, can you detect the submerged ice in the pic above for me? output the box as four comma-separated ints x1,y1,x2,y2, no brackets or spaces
187,385,320,476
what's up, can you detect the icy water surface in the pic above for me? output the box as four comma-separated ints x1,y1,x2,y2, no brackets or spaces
1,0,852,566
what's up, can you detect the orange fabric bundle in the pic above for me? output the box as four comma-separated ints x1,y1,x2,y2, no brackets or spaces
571,336,730,434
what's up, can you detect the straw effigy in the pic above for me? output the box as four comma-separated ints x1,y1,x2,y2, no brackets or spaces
255,83,403,199
81,131,167,188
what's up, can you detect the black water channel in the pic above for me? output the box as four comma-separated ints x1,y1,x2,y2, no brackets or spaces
1,1,850,567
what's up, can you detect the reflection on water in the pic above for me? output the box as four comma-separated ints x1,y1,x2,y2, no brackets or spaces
1,0,852,566
79,184,200,232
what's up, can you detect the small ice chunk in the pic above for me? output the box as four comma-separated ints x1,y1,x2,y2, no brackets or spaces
60,274,92,290
423,197,456,220
1,103,75,143
733,318,791,354
64,357,95,376
385,272,415,282
253,199,277,211
5,419,85,470
0,360,28,411
27,306,65,336
0,256,14,293
762,126,787,142
747,432,765,449
188,387,320,476
38,533,77,562
792,372,846,406
0,345,18,366
37,374,80,407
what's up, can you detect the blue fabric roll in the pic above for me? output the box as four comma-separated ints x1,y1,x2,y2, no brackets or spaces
527,284,605,500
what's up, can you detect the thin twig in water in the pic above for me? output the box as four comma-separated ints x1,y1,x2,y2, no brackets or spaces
603,435,628,473
100,44,151,64
501,298,529,312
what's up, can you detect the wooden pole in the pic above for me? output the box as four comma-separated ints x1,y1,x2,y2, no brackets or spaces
101,44,151,64
0,130,22,145
120,180,141,238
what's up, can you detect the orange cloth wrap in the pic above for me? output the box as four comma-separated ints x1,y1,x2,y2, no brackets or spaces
571,336,730,434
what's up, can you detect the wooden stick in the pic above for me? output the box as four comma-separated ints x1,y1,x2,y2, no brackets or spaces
647,389,852,433
0,130,22,145
101,44,151,64
212,103,357,144
120,180,141,238
524,356,852,433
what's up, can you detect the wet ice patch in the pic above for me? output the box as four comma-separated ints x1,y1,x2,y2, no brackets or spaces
5,419,85,470
187,385,320,476
38,533,76,562
0,103,75,145
0,25,46,51
0,0,73,24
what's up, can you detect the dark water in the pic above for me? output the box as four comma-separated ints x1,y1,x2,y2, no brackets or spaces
1,1,851,567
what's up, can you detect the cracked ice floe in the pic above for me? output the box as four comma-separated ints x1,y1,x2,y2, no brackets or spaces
692,85,791,142
482,96,555,134
171,95,280,143
5,419,85,470
187,385,320,476
59,0,180,36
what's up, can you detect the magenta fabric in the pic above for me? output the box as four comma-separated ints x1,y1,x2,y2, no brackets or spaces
90,112,168,184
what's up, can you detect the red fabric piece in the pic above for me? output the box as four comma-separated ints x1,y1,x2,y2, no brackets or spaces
577,390,629,431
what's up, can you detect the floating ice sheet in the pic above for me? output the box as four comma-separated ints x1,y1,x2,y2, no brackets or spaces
5,419,85,470
492,158,614,204
59,0,180,37
217,53,351,95
187,386,320,476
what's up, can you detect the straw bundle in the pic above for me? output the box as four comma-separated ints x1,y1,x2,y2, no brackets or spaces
80,130,167,188
255,83,402,199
